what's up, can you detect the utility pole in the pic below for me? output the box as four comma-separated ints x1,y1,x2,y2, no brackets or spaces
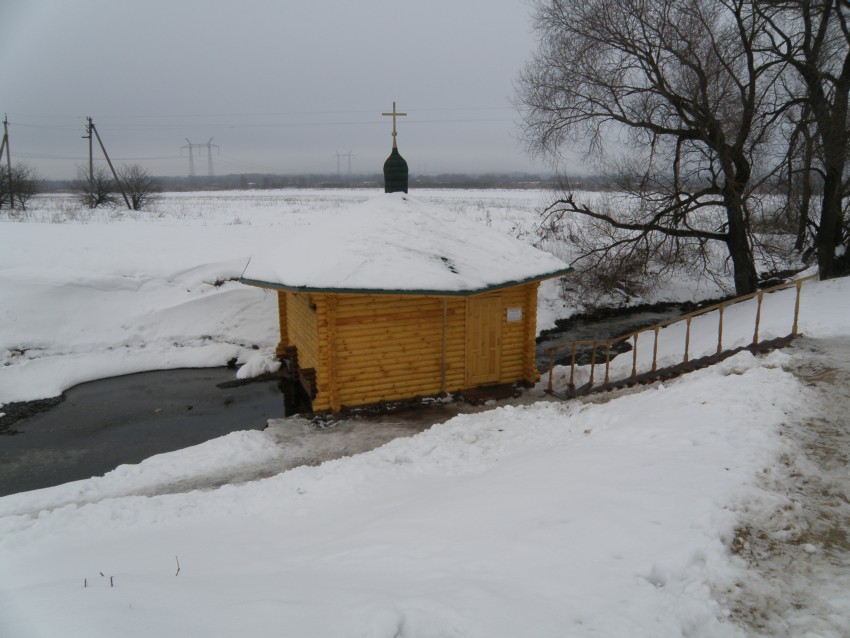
2,115,14,210
82,118,94,205
85,116,131,209
88,118,94,190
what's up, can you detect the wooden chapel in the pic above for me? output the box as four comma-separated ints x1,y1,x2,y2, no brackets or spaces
240,103,571,413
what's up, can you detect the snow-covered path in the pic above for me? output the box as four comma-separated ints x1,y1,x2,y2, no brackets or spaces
727,337,850,637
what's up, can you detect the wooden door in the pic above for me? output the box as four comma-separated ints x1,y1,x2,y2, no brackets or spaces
465,295,502,386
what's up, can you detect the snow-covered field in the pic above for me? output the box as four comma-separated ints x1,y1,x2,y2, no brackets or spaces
0,188,730,407
0,189,564,407
1,190,849,636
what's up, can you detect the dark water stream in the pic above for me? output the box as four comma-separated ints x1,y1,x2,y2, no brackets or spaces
0,305,687,498
0,368,285,497
535,307,684,370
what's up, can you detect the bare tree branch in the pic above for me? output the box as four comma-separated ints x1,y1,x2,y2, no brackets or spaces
517,0,786,294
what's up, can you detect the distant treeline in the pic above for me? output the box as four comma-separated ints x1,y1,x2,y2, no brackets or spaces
39,172,613,192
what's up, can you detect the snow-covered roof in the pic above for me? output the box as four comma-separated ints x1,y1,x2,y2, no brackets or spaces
240,192,571,295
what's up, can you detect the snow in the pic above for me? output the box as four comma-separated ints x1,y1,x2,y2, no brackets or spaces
0,351,803,637
0,429,285,520
2,190,850,636
240,192,570,293
0,189,563,406
235,350,281,379
0,222,282,404
544,271,849,394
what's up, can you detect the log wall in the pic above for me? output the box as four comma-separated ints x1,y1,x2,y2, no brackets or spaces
280,282,541,413
492,282,540,387
286,292,319,370
275,291,290,357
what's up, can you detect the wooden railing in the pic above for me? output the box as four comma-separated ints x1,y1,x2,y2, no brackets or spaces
545,274,819,395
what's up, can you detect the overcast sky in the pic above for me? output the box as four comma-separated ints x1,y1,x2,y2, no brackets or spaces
0,0,556,180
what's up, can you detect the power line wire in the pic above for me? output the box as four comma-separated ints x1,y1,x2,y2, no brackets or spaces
4,106,514,124
15,151,181,161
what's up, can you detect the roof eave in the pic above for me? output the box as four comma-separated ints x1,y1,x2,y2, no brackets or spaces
240,267,573,297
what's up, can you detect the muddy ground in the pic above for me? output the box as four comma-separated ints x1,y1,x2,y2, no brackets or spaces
725,337,850,637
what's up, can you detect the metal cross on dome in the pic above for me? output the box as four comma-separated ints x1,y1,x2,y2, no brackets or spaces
381,101,407,148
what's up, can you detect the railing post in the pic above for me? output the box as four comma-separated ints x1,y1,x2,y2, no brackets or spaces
652,326,659,372
569,343,577,389
604,341,611,384
684,317,692,364
547,347,555,394
717,305,724,354
753,292,764,346
792,280,803,336
589,343,597,387
632,332,639,378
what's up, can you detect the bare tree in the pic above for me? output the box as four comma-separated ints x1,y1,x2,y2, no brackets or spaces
758,0,850,278
0,163,40,211
778,100,820,252
516,0,785,295
117,164,160,211
75,164,117,209
538,186,720,309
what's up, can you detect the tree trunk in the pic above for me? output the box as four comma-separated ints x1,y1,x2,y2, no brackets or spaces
794,131,816,252
816,166,845,279
813,83,848,279
795,177,813,252
722,148,759,296
803,11,850,280
726,214,759,295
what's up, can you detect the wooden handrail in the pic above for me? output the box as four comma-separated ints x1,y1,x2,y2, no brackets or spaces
545,274,818,395
608,274,817,341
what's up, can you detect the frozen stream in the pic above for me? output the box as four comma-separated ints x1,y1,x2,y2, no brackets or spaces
535,305,684,369
1,306,686,498
0,368,284,496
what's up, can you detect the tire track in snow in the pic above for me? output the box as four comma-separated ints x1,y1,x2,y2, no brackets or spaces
728,337,850,637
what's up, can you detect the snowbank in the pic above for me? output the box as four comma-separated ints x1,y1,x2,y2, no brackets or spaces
0,220,281,405
546,274,850,394
0,349,807,637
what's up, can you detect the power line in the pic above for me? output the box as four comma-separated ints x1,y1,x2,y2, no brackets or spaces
334,152,354,179
4,106,513,119
181,138,219,177
3,108,515,129
14,151,180,161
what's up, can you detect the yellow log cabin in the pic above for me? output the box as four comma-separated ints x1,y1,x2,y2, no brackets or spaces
240,193,571,414
240,112,570,413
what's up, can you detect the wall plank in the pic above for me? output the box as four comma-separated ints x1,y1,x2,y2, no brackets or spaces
287,292,319,370
293,284,542,412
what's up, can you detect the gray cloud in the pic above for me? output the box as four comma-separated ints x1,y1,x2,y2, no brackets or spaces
1,0,548,179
